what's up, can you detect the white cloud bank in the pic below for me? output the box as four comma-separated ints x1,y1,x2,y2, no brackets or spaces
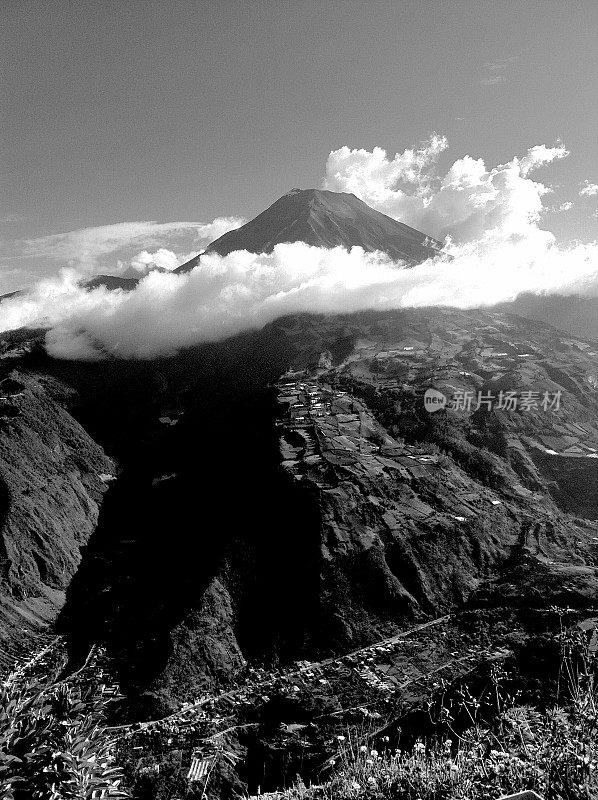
1,136,597,360
580,181,598,198
324,137,570,243
11,216,246,276
129,248,181,273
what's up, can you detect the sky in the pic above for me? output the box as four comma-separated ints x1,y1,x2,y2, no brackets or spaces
0,0,597,296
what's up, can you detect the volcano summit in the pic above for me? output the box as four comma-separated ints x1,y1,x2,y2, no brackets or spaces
174,188,443,273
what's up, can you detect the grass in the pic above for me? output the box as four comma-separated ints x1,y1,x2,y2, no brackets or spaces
245,625,598,800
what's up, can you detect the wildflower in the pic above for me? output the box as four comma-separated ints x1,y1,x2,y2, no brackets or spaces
328,758,336,767
336,735,346,742
365,758,374,766
359,745,368,753
382,735,390,743
370,749,379,758
414,742,425,753
350,781,361,792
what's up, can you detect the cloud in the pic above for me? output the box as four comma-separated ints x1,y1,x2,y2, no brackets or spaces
483,57,518,71
129,248,181,273
324,134,448,219
325,140,569,244
2,235,597,361
518,144,569,177
2,217,246,283
480,76,506,85
20,221,201,268
480,56,518,85
2,136,597,360
545,200,574,214
580,181,598,197
195,217,246,242
0,214,26,224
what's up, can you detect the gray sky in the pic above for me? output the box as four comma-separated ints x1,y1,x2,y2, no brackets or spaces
1,0,597,292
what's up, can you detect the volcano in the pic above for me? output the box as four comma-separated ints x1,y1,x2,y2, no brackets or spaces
174,188,442,273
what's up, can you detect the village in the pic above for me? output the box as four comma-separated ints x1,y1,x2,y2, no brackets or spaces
109,613,513,790
274,368,512,527
276,370,443,482
296,313,598,465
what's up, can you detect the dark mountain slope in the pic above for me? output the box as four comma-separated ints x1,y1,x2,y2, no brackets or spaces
175,188,442,273
45,307,598,710
0,370,115,671
83,275,140,292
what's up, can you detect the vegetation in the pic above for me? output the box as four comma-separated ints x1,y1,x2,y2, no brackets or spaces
0,643,129,800
248,627,598,800
339,377,509,488
2,626,597,799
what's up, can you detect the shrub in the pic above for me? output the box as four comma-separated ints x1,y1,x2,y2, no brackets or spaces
0,645,129,800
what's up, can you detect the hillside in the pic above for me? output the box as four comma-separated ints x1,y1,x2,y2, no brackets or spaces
0,368,115,672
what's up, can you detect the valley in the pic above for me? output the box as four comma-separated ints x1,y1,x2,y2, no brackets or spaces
1,303,598,796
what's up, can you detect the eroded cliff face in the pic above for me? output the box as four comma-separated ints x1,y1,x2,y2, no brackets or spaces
0,370,114,670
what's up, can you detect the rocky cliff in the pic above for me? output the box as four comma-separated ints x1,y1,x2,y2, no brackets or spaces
0,369,115,671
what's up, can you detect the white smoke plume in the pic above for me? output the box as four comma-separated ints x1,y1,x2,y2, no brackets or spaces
1,137,597,360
